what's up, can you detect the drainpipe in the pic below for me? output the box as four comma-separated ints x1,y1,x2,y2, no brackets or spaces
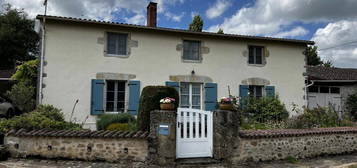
305,79,314,108
38,4,47,104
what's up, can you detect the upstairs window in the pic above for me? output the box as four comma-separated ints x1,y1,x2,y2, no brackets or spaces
248,46,264,64
248,85,263,98
107,32,128,56
183,40,201,61
105,80,126,113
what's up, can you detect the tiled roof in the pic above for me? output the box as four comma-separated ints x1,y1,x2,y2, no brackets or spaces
36,15,314,45
0,69,15,79
239,127,357,139
307,66,357,81
7,129,149,139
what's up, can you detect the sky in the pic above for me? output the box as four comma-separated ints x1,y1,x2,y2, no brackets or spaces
2,0,357,68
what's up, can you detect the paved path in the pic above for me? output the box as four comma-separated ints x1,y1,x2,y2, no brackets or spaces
0,154,357,168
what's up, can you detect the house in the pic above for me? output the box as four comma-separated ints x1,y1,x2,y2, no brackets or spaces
36,2,314,130
306,66,357,112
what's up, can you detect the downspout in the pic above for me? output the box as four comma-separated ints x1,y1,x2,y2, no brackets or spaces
38,6,47,104
305,79,314,108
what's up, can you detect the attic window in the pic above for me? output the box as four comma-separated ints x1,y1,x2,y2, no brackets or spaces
183,40,201,61
248,46,264,64
107,32,128,56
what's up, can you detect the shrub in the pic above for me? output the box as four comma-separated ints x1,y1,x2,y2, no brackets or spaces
137,86,179,131
241,96,289,122
5,81,35,112
106,123,130,131
0,105,81,133
346,92,357,121
11,60,38,86
96,113,135,131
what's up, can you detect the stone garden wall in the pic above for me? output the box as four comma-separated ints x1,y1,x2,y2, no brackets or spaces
5,129,149,163
233,127,357,162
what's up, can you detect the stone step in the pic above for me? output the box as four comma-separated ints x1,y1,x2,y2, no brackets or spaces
176,157,222,165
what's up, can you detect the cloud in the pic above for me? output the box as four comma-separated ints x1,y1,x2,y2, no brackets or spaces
208,0,357,37
164,12,185,22
191,11,198,18
124,14,146,25
273,26,309,38
312,20,357,68
206,0,230,19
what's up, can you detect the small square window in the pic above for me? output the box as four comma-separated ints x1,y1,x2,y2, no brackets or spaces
248,46,264,65
105,80,126,112
308,86,318,93
320,87,329,93
248,85,264,98
107,32,128,56
183,40,201,61
330,87,340,94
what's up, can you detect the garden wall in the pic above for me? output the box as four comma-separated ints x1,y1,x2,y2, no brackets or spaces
233,127,357,162
5,129,150,163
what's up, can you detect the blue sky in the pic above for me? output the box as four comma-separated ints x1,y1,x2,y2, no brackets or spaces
3,0,357,68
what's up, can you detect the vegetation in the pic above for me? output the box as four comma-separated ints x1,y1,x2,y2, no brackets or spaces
188,15,203,32
0,4,39,70
346,92,357,121
0,105,82,133
306,46,333,67
217,28,224,34
96,113,136,131
137,86,179,131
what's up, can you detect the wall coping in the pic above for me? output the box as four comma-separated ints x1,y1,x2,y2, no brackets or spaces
239,127,357,139
7,129,150,139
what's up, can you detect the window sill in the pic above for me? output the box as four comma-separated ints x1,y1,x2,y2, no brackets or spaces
248,63,265,67
104,53,130,58
182,59,202,63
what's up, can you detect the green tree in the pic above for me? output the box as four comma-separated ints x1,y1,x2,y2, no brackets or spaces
189,15,203,32
322,60,333,67
306,46,323,66
0,4,39,70
217,28,224,34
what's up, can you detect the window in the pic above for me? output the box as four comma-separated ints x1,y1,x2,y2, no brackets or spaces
308,86,340,94
248,46,264,64
180,82,203,109
107,32,128,56
105,80,126,112
183,40,201,61
320,86,329,93
330,87,340,94
248,85,263,98
308,86,318,93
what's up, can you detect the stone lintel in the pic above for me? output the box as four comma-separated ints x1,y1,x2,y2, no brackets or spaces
96,72,136,81
241,77,270,86
169,75,213,83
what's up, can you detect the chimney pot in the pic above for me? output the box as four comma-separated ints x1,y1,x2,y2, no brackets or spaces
147,2,157,27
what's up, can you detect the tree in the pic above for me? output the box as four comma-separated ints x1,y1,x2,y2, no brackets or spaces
217,28,224,34
0,4,39,70
306,46,334,67
189,15,203,32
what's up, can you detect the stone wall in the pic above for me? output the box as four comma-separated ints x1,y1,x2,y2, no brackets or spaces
5,129,149,163
233,127,357,162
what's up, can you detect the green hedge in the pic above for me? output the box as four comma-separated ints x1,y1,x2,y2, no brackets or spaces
137,86,179,131
96,113,136,130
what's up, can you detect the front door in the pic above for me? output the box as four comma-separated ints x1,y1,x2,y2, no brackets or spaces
176,108,213,158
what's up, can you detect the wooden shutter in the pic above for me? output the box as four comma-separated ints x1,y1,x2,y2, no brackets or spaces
204,83,217,111
128,80,140,115
265,86,275,97
165,81,180,92
90,79,105,115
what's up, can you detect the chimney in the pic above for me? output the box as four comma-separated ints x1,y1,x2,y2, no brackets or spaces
147,2,157,27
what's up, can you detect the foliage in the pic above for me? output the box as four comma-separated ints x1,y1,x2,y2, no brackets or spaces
5,81,35,112
217,28,224,34
241,96,289,122
346,92,357,121
138,86,179,131
96,113,136,131
0,81,15,97
106,123,129,131
0,4,39,69
11,60,38,85
306,46,323,66
322,60,334,67
0,104,81,133
189,15,203,32
286,156,299,164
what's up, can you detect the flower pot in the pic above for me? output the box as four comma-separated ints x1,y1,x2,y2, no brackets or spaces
219,103,234,110
160,103,175,110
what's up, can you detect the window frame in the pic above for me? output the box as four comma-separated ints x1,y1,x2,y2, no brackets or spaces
179,82,204,110
182,39,202,63
308,86,340,94
104,31,130,58
248,45,265,66
248,85,265,98
103,80,128,113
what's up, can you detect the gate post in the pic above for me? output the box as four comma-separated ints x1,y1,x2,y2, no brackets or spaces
149,110,177,166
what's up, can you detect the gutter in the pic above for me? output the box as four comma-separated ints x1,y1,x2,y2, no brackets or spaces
305,80,315,108
38,11,47,104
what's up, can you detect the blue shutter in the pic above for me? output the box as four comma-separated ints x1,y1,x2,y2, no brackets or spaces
239,85,249,98
204,83,217,111
91,79,105,115
128,80,140,115
165,81,180,92
265,86,275,97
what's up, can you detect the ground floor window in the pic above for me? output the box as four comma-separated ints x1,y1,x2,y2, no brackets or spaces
105,80,126,112
248,85,263,98
308,86,340,94
180,82,203,109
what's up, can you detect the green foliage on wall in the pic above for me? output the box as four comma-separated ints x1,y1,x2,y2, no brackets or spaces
137,86,179,131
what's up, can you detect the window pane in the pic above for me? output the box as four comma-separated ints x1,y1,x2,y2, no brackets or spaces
248,46,255,64
181,95,189,106
117,92,125,101
308,86,318,93
107,33,117,55
192,95,201,106
107,33,127,55
107,92,115,101
192,84,201,94
117,34,127,55
107,81,115,91
320,86,329,93
117,102,125,111
330,87,340,94
106,102,114,111
117,81,125,91
192,106,200,109
255,86,263,98
180,83,189,94
255,47,263,64
183,40,200,60
248,85,255,97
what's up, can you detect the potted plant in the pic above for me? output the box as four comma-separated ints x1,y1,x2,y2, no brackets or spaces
160,97,176,110
219,97,238,110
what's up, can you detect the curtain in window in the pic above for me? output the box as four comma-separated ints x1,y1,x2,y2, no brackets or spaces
107,33,128,55
183,40,200,60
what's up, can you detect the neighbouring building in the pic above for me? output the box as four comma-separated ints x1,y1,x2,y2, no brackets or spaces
307,66,357,113
36,2,314,130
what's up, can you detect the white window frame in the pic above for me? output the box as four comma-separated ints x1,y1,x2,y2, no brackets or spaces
248,45,264,65
103,80,128,113
182,40,202,62
105,32,129,58
179,82,204,110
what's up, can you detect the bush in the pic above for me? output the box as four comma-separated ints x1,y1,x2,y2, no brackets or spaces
241,96,289,122
346,92,357,121
5,81,35,112
11,60,38,86
0,104,81,133
137,86,179,131
96,113,136,131
106,123,130,131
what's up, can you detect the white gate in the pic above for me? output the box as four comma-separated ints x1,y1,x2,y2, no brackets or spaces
176,108,213,158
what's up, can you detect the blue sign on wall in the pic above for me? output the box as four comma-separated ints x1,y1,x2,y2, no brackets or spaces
158,124,170,135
